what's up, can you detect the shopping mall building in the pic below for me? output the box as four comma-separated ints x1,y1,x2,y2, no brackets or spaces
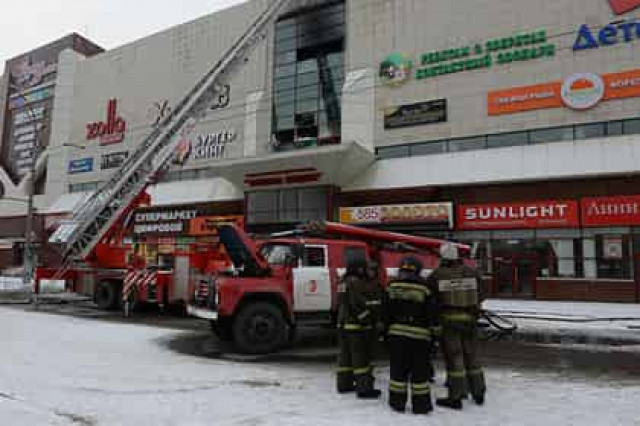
2,0,640,302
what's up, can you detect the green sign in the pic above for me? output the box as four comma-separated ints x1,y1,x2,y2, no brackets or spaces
381,29,556,84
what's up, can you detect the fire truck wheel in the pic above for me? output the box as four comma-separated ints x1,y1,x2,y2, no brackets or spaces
233,302,286,354
211,318,234,342
95,280,121,311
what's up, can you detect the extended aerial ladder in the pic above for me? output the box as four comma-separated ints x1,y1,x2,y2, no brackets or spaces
48,0,293,275
300,221,471,256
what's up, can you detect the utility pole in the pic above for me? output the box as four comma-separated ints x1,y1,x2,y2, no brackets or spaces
22,109,45,292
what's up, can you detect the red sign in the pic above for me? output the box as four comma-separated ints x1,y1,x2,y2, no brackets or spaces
457,201,579,230
86,99,127,145
581,195,640,227
609,0,640,15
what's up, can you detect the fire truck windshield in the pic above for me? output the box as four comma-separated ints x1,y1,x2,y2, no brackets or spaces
260,244,294,265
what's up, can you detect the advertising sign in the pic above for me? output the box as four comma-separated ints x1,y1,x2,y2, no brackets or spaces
340,203,453,228
581,195,640,227
380,28,556,85
603,236,624,259
189,216,245,236
9,57,57,91
133,209,197,235
488,68,640,115
458,201,580,230
100,151,129,170
86,99,127,145
383,99,447,129
9,87,55,110
68,158,94,174
609,0,640,14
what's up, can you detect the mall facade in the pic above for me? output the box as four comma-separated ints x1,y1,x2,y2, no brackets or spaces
2,0,640,302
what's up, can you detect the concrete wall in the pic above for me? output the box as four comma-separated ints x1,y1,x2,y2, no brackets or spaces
54,0,273,194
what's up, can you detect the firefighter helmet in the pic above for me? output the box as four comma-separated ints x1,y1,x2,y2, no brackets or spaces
440,242,460,261
398,256,423,276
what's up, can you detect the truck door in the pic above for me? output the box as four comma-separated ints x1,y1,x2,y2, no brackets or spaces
293,244,332,312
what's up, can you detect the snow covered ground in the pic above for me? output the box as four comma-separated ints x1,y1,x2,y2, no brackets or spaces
1,307,640,426
484,299,640,345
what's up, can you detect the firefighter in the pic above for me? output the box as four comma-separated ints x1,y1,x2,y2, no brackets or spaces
429,242,486,410
336,257,382,399
383,256,438,414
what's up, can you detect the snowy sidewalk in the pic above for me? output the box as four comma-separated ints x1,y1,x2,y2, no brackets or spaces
1,306,639,426
484,299,640,346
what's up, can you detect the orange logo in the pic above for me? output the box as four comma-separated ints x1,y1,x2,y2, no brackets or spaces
488,68,640,115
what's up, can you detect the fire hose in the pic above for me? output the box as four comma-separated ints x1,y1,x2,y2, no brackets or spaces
478,309,518,341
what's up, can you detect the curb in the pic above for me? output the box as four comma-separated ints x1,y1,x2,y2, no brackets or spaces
500,328,640,347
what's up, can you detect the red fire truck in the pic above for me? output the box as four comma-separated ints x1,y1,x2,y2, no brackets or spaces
187,221,471,354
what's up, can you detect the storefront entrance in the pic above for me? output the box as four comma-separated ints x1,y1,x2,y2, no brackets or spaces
493,254,537,297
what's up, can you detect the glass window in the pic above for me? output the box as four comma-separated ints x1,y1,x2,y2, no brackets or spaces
377,146,410,159
297,59,318,74
276,25,296,41
247,191,279,224
297,71,319,87
449,136,487,152
261,244,294,265
303,246,327,267
274,76,295,92
623,119,640,135
275,89,295,104
607,121,624,136
529,126,574,144
296,85,319,101
275,63,296,78
275,102,295,117
276,116,295,131
280,190,299,222
327,52,344,68
295,111,317,128
276,51,296,65
575,123,605,140
595,235,632,279
275,37,296,52
296,98,318,113
410,141,447,156
487,131,528,148
298,187,327,221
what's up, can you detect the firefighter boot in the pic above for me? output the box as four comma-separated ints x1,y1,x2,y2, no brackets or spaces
412,396,433,415
389,392,406,413
357,389,382,399
473,394,485,406
436,397,463,410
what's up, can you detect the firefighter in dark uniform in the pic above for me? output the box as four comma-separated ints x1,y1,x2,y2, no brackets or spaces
429,242,487,410
336,257,382,399
383,256,438,414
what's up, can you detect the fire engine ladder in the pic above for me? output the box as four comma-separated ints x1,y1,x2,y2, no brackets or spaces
49,0,293,272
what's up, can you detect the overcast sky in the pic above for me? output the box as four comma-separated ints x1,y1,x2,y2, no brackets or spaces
1,0,246,67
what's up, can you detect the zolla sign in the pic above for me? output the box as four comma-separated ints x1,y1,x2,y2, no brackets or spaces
380,29,556,85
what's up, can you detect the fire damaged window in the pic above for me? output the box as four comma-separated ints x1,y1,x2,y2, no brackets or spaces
272,1,345,151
